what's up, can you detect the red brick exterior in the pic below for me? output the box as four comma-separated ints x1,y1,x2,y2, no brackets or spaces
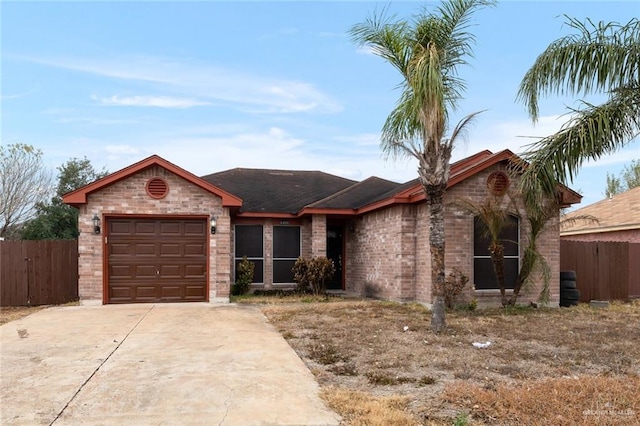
77,166,228,304
345,165,561,307
78,162,561,307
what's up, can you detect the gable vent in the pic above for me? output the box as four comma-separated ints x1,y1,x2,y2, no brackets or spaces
146,177,169,199
487,171,509,196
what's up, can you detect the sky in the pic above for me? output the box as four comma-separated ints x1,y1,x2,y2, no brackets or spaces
2,0,639,208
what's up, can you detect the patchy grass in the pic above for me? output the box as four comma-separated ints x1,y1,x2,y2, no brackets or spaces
0,306,46,325
231,291,355,305
263,299,640,424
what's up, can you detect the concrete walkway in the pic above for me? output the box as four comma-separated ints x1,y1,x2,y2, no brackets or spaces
1,304,340,425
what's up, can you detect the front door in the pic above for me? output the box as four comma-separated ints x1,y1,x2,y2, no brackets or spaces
326,226,343,290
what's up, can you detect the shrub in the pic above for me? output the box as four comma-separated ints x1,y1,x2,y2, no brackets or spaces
444,268,469,309
231,256,254,296
292,256,335,295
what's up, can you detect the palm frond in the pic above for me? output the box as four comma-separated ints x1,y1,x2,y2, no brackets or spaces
517,17,640,121
521,85,640,193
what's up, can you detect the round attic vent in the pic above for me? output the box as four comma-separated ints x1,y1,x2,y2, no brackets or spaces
487,171,509,196
146,177,169,199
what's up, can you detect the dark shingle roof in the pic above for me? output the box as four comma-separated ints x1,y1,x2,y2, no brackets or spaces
201,168,357,213
309,177,401,209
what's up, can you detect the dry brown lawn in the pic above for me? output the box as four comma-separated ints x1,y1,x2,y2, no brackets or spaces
0,306,45,325
258,298,640,425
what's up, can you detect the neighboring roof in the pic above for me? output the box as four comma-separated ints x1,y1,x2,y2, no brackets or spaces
561,186,640,236
201,168,356,214
63,155,243,208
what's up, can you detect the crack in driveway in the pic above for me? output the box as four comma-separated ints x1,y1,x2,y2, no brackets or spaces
49,305,155,425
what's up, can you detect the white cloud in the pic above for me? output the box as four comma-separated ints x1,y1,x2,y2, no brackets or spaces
93,95,211,108
453,114,566,160
21,54,342,114
104,144,142,155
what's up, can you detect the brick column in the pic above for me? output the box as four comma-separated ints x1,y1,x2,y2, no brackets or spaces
311,214,327,257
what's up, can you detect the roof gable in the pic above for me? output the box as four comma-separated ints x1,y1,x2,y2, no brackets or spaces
62,155,242,207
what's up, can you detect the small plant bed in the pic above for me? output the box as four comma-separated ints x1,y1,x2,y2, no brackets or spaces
263,300,640,425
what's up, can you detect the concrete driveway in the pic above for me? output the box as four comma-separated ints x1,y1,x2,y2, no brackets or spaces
1,304,340,425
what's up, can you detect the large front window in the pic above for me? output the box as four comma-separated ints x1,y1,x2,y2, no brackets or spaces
234,225,264,283
273,226,300,284
473,215,519,290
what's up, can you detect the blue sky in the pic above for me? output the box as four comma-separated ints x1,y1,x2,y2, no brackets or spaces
2,1,638,208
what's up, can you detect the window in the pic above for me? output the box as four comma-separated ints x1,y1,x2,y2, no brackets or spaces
473,215,519,290
273,226,300,284
234,225,264,283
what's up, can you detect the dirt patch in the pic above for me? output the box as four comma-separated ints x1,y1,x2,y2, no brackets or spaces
262,299,640,425
0,306,46,325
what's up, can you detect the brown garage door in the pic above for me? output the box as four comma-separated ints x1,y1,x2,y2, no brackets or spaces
107,218,207,303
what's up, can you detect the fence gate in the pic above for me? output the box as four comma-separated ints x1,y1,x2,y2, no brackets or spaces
0,240,78,306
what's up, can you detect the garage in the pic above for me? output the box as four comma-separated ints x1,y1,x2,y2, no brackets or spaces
107,217,208,303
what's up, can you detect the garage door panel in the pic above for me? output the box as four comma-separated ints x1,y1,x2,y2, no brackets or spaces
109,221,132,235
160,221,181,235
184,221,206,235
134,221,156,235
160,264,181,278
160,243,181,256
185,243,206,256
110,243,132,256
135,265,157,278
185,286,206,298
135,243,156,256
185,264,205,277
107,218,207,304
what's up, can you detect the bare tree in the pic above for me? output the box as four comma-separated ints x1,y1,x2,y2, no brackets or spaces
0,143,52,238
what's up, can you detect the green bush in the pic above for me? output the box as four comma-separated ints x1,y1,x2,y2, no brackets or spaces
292,256,335,295
231,256,254,296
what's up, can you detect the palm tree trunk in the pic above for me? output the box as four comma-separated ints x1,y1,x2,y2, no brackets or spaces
509,244,536,305
427,184,447,333
489,243,509,306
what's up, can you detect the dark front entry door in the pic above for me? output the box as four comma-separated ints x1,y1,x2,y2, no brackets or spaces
326,226,343,290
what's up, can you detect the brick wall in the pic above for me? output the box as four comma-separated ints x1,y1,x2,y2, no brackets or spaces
78,166,227,304
231,217,313,289
346,205,416,302
347,165,561,307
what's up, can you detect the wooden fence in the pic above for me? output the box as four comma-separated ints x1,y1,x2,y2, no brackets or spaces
560,240,640,302
0,240,78,306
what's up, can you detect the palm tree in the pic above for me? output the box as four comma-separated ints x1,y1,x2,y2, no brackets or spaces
518,17,640,198
455,196,514,306
350,0,494,332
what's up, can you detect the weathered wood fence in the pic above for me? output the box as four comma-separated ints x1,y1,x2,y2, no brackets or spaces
560,240,640,302
0,240,78,306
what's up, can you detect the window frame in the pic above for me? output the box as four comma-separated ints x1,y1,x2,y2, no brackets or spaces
473,214,520,291
272,225,301,285
234,224,264,284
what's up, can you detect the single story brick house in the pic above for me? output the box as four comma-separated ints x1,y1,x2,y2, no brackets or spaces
63,149,581,306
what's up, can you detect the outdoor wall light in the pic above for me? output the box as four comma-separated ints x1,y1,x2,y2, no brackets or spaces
92,214,101,235
211,216,217,235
